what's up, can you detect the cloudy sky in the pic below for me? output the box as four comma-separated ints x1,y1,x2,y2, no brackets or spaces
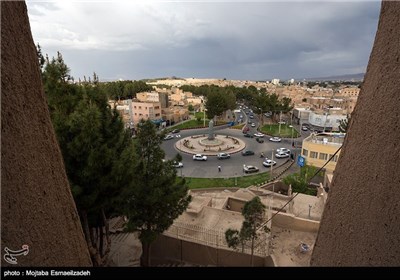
27,0,381,81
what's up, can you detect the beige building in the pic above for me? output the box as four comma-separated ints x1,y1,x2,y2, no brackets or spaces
338,87,360,97
301,133,345,173
136,92,160,103
131,100,162,124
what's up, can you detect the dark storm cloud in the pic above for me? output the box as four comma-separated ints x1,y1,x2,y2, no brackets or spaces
27,0,381,81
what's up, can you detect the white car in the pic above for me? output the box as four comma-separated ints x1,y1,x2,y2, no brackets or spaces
262,159,277,167
276,148,291,154
251,123,256,127
275,152,290,158
193,154,208,161
269,137,282,142
254,133,264,138
172,161,183,168
163,134,174,140
243,165,259,174
301,126,308,131
217,152,231,160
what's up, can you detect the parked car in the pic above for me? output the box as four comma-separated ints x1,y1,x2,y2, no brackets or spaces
242,150,255,156
254,133,264,138
163,134,174,140
172,161,183,168
244,133,253,138
193,154,208,161
269,137,282,142
275,152,290,158
256,137,264,143
217,152,231,160
262,159,277,167
172,129,180,133
276,148,291,154
251,123,256,127
243,165,259,174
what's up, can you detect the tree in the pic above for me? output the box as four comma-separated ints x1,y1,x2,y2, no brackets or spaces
188,104,194,113
42,53,137,266
283,165,319,195
125,120,191,266
205,91,227,119
339,115,351,132
225,197,268,266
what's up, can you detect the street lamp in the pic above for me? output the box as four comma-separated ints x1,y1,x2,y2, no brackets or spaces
203,108,207,127
271,149,274,179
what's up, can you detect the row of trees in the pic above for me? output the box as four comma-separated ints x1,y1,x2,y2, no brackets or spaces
39,50,190,266
180,84,293,122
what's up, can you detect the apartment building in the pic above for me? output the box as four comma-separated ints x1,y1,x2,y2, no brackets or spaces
131,100,162,125
301,133,345,173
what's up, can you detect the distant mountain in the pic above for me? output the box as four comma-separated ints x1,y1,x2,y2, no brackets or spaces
304,73,364,82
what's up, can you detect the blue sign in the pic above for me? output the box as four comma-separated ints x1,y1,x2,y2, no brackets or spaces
297,155,305,167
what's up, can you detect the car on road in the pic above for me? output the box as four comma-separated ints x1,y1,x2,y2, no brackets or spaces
193,154,208,161
244,133,253,138
251,123,256,127
256,137,264,143
276,148,291,154
301,126,308,131
242,150,255,156
243,165,259,174
172,129,180,133
163,134,174,140
262,159,277,167
269,137,282,142
254,133,264,138
275,152,290,158
172,161,183,168
217,152,231,160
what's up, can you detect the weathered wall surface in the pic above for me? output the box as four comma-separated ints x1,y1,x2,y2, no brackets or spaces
151,234,267,267
311,0,400,266
1,1,92,266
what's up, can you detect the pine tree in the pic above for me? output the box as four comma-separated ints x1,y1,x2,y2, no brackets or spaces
225,197,268,266
125,119,191,267
42,53,137,266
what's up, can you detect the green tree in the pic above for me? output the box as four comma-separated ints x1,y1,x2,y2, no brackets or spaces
339,115,350,132
205,91,227,119
283,165,319,195
125,120,191,266
225,197,268,266
42,53,137,266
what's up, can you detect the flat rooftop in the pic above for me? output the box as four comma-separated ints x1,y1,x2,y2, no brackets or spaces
304,133,346,146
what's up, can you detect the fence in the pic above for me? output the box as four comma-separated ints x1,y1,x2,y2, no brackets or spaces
163,221,268,257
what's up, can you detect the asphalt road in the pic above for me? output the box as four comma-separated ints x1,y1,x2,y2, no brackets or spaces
161,109,310,178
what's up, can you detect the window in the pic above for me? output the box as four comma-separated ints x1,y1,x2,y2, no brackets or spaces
302,149,308,157
134,106,137,109
139,106,142,109
319,153,328,160
310,151,318,159
329,154,339,162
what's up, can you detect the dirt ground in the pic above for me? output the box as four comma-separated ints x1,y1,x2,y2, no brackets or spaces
270,226,317,266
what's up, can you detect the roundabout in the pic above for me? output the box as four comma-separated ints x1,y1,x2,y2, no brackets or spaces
175,134,246,156
175,119,246,156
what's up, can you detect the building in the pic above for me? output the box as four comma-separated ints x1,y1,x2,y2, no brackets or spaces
308,108,347,131
301,132,345,173
131,100,162,125
271,78,280,85
136,91,160,103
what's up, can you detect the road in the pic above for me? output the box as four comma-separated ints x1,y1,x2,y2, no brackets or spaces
161,109,311,178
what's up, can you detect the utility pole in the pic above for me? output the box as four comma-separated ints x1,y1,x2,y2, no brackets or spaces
278,111,282,135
